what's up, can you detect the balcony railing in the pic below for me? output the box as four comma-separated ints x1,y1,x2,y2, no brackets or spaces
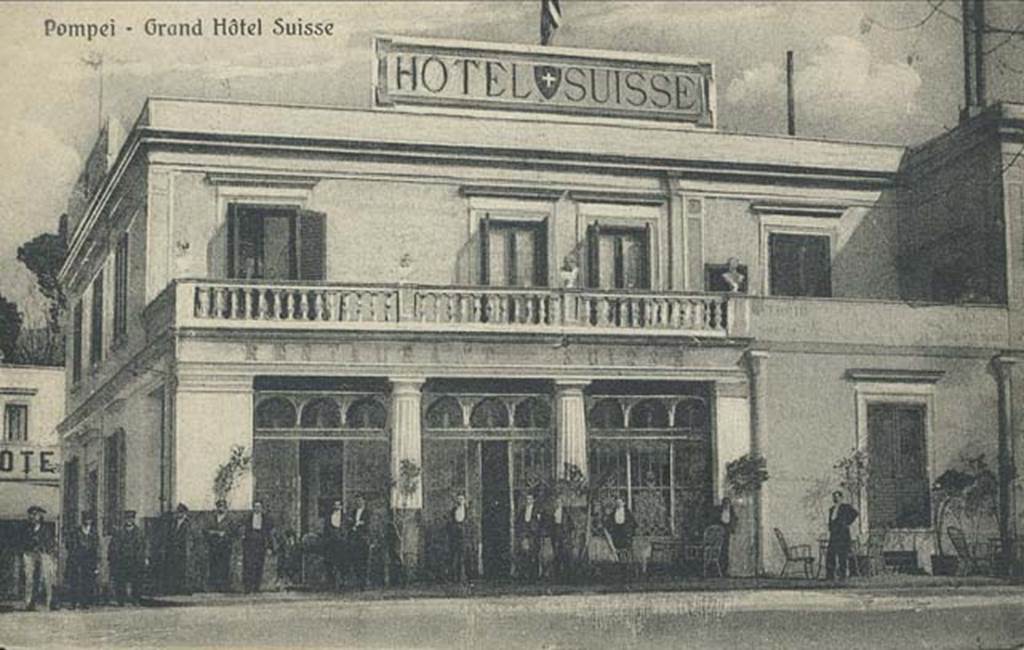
167,280,734,337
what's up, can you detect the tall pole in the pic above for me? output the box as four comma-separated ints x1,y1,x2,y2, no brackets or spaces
786,51,796,136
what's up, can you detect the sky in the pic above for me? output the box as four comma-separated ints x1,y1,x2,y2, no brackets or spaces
1,0,1022,319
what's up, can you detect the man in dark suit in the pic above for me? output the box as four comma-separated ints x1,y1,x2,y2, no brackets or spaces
446,493,470,583
162,503,193,594
347,495,371,588
545,493,575,581
204,499,234,592
515,493,543,581
242,500,274,593
110,510,147,605
713,497,738,576
20,505,55,611
826,490,859,581
322,499,346,590
66,511,100,609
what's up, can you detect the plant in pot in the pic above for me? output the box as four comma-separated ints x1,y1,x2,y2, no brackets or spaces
725,453,769,579
931,453,998,576
386,458,422,585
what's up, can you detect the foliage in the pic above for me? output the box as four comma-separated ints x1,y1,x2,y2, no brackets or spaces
834,448,870,502
932,453,998,555
0,293,23,363
725,453,769,496
212,445,252,504
396,459,421,500
15,324,64,366
17,220,68,334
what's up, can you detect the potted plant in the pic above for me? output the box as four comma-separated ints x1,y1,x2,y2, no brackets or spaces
386,458,422,584
930,453,998,575
212,444,252,507
725,453,769,579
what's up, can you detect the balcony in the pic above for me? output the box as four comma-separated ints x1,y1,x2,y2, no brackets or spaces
147,279,735,339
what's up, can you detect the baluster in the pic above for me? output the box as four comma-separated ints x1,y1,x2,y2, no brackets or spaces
549,293,560,325
237,289,248,319
313,292,325,320
384,292,394,322
536,295,546,325
710,298,723,330
195,287,210,318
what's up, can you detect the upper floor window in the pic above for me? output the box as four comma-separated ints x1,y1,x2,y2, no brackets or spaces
113,232,129,340
89,271,104,366
768,233,831,297
71,300,83,384
479,215,548,287
227,204,325,281
587,222,651,290
867,402,930,529
4,404,28,441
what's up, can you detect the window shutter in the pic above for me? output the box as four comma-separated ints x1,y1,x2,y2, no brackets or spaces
641,222,653,289
297,210,326,281
227,204,239,279
534,219,548,287
587,221,601,288
479,214,491,285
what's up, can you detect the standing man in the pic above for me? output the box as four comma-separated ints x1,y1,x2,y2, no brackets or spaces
66,511,100,609
826,490,859,582
446,493,470,583
545,493,575,582
515,493,543,581
713,497,738,576
242,500,273,593
20,505,55,611
322,499,346,590
204,499,234,592
110,510,147,605
348,495,372,588
163,503,192,595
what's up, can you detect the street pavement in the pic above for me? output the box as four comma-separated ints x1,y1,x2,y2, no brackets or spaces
1,588,1022,649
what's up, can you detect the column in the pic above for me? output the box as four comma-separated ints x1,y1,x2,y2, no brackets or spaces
993,355,1019,575
746,350,769,577
389,377,425,509
555,380,590,478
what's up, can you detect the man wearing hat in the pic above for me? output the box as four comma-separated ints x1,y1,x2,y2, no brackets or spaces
66,511,100,609
241,499,273,593
162,503,192,595
110,510,147,605
20,505,55,610
204,499,234,591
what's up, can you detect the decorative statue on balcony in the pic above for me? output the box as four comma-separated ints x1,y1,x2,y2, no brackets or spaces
722,257,746,293
560,254,580,289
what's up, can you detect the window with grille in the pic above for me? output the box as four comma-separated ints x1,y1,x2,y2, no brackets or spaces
4,404,28,441
867,403,930,529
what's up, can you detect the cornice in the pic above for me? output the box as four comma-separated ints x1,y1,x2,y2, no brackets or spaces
844,368,945,384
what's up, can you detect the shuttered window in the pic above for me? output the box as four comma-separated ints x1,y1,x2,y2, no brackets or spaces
114,232,129,339
586,222,651,289
227,204,325,281
89,271,104,365
479,216,548,287
71,300,83,383
867,403,930,529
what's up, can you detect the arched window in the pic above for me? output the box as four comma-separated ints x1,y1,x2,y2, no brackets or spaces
514,397,551,428
675,398,708,433
300,398,341,428
629,399,670,429
469,397,510,428
425,397,464,429
347,398,387,430
588,399,624,430
255,397,297,429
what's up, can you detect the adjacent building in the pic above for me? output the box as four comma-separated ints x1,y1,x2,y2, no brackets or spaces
1,364,62,597
56,37,1024,585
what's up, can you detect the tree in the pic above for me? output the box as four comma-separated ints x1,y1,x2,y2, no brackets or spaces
17,216,68,336
0,293,23,363
726,453,769,578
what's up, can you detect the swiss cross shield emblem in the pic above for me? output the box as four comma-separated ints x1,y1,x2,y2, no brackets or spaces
534,65,562,100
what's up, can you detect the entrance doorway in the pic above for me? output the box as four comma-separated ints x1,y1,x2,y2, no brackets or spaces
300,440,343,533
481,441,511,577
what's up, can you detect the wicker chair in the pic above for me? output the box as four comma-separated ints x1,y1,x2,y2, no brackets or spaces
701,525,726,578
773,528,814,578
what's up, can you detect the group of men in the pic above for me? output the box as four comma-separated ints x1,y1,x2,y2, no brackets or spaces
322,495,373,589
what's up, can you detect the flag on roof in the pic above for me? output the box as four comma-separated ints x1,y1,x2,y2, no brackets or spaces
541,0,562,46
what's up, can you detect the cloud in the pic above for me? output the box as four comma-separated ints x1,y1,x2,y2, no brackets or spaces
723,35,922,142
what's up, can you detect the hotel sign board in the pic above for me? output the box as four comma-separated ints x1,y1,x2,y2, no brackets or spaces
374,36,715,127
0,444,60,483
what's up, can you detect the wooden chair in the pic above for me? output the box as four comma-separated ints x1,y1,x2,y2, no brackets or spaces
773,528,814,578
947,526,991,575
701,525,726,578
